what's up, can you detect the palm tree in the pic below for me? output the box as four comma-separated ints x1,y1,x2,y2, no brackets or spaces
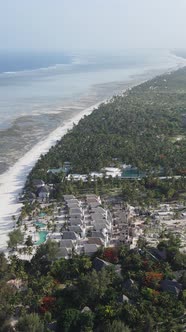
51,224,56,233
18,248,23,256
47,222,52,231
27,246,33,257
23,246,27,258
106,320,131,332
35,225,40,233
16,313,44,332
12,215,16,228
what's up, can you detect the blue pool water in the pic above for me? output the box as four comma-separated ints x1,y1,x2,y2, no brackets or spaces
35,231,48,245
121,168,146,179
35,222,46,228
38,212,46,218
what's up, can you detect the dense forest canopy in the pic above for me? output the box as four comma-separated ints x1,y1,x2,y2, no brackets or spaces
28,67,186,183
4,68,186,332
1,235,186,332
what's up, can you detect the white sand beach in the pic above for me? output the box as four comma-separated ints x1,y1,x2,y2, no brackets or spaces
0,56,186,252
0,102,101,251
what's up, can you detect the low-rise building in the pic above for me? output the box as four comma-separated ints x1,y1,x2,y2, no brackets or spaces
84,244,99,256
62,231,79,241
69,218,83,226
37,186,50,200
32,179,45,188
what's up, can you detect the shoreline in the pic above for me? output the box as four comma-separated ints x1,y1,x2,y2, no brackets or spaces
0,62,186,252
0,100,104,251
0,75,152,177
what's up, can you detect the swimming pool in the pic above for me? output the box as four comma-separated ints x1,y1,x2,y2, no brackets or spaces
39,212,46,217
121,168,146,179
35,231,48,245
35,222,46,228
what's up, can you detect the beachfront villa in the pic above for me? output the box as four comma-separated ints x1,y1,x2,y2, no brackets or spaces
103,167,122,178
65,164,147,182
13,194,112,259
8,169,186,261
67,174,88,182
37,186,50,200
9,183,186,262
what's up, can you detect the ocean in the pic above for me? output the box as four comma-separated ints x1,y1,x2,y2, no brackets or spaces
0,49,184,175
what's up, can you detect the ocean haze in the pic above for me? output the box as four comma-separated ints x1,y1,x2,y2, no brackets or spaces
0,51,72,73
0,0,186,52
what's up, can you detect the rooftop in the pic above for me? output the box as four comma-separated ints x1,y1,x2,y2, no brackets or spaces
60,239,73,248
62,231,78,240
84,244,99,254
63,195,75,201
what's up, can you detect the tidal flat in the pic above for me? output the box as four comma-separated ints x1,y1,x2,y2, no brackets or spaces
0,78,147,175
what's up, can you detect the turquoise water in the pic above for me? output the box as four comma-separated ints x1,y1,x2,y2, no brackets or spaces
39,212,46,217
35,222,46,228
35,231,48,245
121,168,146,179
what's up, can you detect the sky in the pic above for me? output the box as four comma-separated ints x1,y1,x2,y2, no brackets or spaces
0,0,186,52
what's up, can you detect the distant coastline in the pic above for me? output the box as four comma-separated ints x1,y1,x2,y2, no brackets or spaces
0,79,140,174
172,49,186,60
0,49,185,176
0,51,73,73
0,68,172,176
0,54,186,251
0,78,156,251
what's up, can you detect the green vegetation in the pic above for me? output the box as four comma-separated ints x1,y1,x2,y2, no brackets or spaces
6,68,186,331
49,175,186,206
1,235,186,331
15,313,44,332
28,67,186,184
7,229,24,251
